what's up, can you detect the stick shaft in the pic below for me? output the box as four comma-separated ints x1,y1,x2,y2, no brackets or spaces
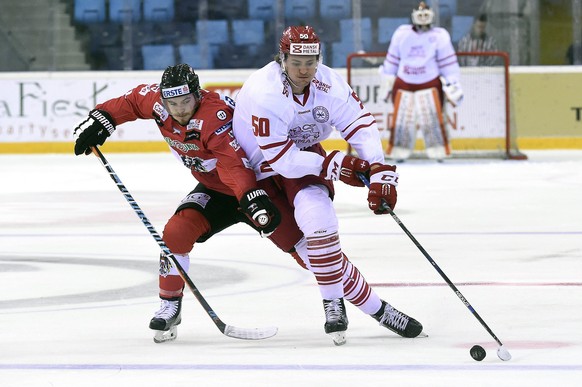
91,146,228,331
358,172,505,347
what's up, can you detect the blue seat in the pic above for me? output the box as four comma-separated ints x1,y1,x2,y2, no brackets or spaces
210,0,248,20
383,0,416,17
74,0,106,23
109,0,142,23
339,18,372,51
175,1,198,22
451,15,474,43
196,20,229,57
320,0,351,20
143,0,174,22
232,19,264,45
232,19,265,57
377,17,409,45
248,0,275,20
178,44,213,69
427,0,458,16
87,24,121,53
141,44,175,70
331,41,356,68
285,0,316,21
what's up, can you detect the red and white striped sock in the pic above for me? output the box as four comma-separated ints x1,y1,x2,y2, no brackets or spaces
306,231,344,299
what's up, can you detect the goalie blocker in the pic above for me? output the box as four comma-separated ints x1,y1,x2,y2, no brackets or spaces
387,87,450,161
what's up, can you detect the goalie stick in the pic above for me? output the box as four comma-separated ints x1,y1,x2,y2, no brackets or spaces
358,172,511,361
90,146,278,340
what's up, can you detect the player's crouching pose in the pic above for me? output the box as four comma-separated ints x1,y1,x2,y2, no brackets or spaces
72,64,420,345
379,1,463,161
73,64,286,343
233,26,423,345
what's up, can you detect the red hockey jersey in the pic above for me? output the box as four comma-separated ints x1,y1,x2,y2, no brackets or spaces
96,84,256,200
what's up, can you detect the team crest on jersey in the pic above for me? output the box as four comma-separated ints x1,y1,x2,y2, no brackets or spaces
216,110,228,120
312,106,329,123
409,45,426,58
289,123,320,146
153,102,169,121
187,119,203,131
181,155,208,172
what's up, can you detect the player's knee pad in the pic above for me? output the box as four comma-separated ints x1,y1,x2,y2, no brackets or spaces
163,208,210,254
293,185,339,236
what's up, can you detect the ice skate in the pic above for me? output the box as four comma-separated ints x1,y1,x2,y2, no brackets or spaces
149,297,182,343
373,300,423,338
323,298,348,346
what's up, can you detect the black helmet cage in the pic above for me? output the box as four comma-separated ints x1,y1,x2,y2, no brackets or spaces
160,63,201,100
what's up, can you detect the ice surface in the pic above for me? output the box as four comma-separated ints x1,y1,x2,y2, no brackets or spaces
0,150,581,386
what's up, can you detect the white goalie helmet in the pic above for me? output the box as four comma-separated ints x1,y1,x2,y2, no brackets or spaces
411,1,434,30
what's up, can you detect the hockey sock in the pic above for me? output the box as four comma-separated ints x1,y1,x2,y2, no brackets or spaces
342,257,383,315
306,230,344,299
158,209,210,298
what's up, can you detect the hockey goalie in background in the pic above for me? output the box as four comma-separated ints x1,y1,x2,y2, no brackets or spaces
379,1,463,161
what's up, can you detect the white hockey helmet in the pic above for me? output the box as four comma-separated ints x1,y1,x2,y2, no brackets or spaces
411,1,434,30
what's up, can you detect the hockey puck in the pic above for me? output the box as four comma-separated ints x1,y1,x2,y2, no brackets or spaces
470,345,486,361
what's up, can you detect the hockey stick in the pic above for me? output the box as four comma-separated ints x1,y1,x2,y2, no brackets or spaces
358,172,511,361
90,146,277,340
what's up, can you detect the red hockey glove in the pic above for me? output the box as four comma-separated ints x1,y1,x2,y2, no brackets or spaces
239,188,281,237
367,163,399,214
321,150,370,187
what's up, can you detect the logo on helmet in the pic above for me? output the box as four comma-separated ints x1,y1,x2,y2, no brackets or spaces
290,43,319,55
161,85,191,99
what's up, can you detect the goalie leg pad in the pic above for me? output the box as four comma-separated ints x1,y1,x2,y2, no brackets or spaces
388,89,416,160
414,88,451,160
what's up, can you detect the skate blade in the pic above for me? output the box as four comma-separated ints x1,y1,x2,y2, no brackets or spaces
153,326,178,343
328,331,347,346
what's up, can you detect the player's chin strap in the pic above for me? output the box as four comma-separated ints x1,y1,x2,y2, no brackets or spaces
281,62,302,91
280,58,318,93
90,145,278,341
357,172,512,361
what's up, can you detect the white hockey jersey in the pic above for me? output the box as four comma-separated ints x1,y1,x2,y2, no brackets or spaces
380,24,460,85
233,62,384,181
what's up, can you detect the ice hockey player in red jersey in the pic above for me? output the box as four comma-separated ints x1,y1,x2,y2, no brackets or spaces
73,64,286,343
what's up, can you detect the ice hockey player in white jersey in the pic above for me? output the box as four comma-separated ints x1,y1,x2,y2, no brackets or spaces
379,1,463,161
233,25,423,345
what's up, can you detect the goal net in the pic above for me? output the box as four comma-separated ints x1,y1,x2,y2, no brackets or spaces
346,51,526,160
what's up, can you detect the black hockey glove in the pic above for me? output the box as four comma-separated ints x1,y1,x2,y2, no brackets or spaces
239,188,281,237
73,109,116,155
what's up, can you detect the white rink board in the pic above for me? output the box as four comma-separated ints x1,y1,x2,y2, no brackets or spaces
349,67,507,140
0,70,254,143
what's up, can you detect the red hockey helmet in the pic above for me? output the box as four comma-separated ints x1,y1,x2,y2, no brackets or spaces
279,26,320,57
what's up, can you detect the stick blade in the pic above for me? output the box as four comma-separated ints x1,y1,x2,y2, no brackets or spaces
223,325,278,340
497,345,512,361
